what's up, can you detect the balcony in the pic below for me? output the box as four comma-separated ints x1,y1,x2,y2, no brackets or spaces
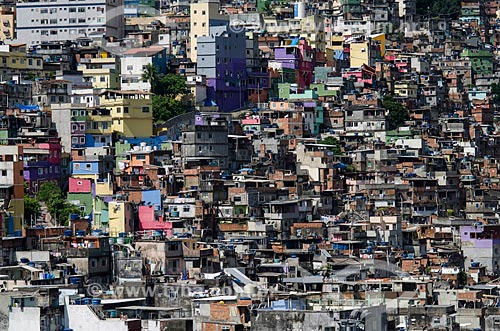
219,223,248,232
264,212,299,220
48,88,68,95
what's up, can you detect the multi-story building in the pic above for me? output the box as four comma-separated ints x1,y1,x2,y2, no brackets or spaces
271,38,315,89
15,0,124,46
461,224,500,275
99,90,153,138
196,25,247,111
77,57,121,90
0,145,24,236
181,112,229,169
189,0,228,62
120,46,168,91
51,103,88,153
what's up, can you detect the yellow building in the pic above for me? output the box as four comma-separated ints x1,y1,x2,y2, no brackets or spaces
300,15,326,52
349,41,370,68
77,57,120,89
349,34,386,68
108,201,134,236
394,80,418,99
370,33,386,57
99,90,153,138
86,108,113,137
0,44,43,77
189,0,228,62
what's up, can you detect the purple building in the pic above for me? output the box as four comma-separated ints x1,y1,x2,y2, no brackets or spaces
23,139,62,193
196,25,247,112
270,38,315,89
461,224,500,273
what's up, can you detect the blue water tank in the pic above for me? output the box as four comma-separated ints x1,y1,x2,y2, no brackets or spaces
118,232,127,238
74,298,81,305
92,298,101,305
92,230,103,237
70,214,79,220
20,258,30,264
109,310,118,318
471,261,480,268
64,230,73,237
69,277,81,285
76,230,86,237
82,298,92,305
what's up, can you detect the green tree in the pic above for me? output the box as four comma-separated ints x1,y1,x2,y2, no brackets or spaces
383,96,409,130
153,74,187,98
37,181,62,203
37,181,80,226
320,136,342,155
141,63,158,90
24,196,41,223
152,94,187,123
491,83,500,108
416,0,461,19
46,197,82,226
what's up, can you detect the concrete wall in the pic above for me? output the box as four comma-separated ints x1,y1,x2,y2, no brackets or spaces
8,307,40,331
65,300,131,331
251,305,387,331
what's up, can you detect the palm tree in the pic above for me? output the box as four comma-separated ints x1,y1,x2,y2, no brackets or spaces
142,63,158,92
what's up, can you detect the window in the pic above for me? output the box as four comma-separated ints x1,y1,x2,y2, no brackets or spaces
69,7,76,12
38,168,44,175
183,206,190,212
142,106,150,113
124,107,129,113
1,170,6,176
78,7,85,12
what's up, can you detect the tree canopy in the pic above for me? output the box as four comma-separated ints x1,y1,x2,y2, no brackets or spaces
320,136,342,155
153,74,187,98
24,196,40,223
152,95,186,122
491,83,500,106
416,0,461,19
142,67,189,123
383,96,409,130
37,182,81,226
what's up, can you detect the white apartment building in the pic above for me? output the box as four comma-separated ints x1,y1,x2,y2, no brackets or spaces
120,56,151,91
15,0,124,46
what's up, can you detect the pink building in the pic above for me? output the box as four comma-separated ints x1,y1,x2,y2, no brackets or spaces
69,178,92,193
137,205,171,236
